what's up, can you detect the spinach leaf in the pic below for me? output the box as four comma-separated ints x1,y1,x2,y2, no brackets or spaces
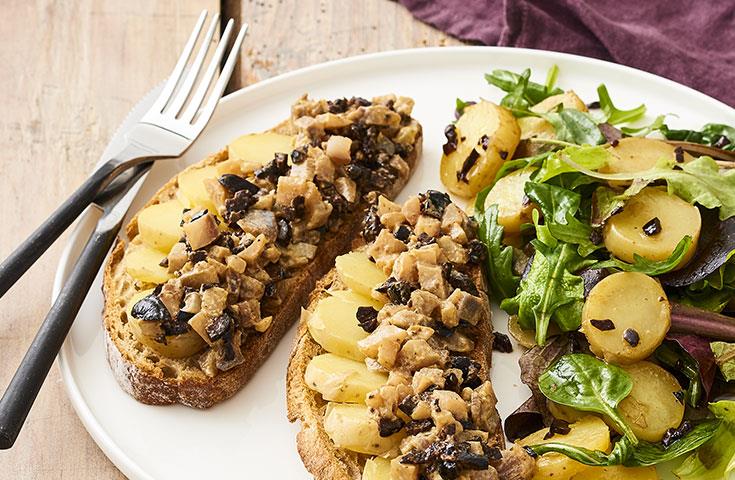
711,341,735,382
674,400,735,479
529,419,720,467
541,109,606,146
538,353,638,444
596,84,646,125
485,67,563,106
661,123,735,151
501,242,592,345
475,189,520,300
594,236,692,275
524,182,600,256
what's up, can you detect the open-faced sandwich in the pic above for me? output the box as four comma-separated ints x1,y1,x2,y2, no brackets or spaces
103,94,422,408
287,192,536,480
447,65,735,479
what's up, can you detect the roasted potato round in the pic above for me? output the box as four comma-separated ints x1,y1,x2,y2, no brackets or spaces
571,465,659,480
547,400,589,424
484,168,538,235
602,137,693,176
614,361,685,442
440,101,520,198
581,272,670,365
603,187,700,269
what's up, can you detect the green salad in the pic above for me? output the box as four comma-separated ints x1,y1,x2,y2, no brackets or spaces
443,65,735,479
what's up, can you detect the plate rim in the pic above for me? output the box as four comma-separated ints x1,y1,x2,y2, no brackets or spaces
52,45,735,480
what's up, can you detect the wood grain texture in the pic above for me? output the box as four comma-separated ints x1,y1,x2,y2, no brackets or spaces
0,0,462,477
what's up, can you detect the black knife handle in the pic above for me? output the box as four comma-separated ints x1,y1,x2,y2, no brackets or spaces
0,220,121,449
0,161,116,300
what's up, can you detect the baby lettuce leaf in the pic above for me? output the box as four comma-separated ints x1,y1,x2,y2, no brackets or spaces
661,123,735,152
620,114,666,136
540,109,606,146
475,189,520,301
596,84,646,125
711,341,735,382
674,401,735,479
535,145,610,184
591,186,625,227
538,353,638,444
529,418,720,467
501,242,592,345
492,151,551,187
485,67,563,107
594,236,693,276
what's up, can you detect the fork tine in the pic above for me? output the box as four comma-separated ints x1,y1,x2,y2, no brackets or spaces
191,24,249,130
179,19,235,124
166,12,220,117
149,10,208,114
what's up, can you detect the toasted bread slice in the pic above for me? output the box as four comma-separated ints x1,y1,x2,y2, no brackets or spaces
103,95,422,409
286,193,507,479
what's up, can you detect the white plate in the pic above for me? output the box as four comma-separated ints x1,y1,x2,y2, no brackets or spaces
54,47,735,480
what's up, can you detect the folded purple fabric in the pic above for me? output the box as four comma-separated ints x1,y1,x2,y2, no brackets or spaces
399,0,735,107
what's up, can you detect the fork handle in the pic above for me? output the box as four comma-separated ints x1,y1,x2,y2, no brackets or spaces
0,161,117,299
0,219,121,449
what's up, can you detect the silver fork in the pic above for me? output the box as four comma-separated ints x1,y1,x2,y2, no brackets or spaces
0,10,247,448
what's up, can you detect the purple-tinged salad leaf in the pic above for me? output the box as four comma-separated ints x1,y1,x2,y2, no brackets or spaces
660,123,735,152
591,186,624,228
670,302,735,342
579,268,609,298
598,122,623,145
655,334,717,407
504,396,545,443
711,341,735,382
674,400,735,479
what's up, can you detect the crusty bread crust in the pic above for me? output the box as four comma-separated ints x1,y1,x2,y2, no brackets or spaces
102,118,421,409
286,247,503,480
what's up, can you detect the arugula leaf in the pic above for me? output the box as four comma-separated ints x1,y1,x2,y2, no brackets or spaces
485,67,563,106
620,114,667,136
711,341,735,382
475,190,520,300
454,98,475,119
501,243,593,345
545,64,559,93
524,182,600,256
674,400,735,479
595,236,693,276
535,145,610,183
529,419,720,467
596,84,646,125
538,353,638,444
562,156,735,220
661,123,735,151
492,152,550,187
541,109,606,145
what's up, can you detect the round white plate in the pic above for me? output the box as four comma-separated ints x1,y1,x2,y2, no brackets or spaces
54,47,735,480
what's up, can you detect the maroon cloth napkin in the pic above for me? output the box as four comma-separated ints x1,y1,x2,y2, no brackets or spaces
399,0,735,107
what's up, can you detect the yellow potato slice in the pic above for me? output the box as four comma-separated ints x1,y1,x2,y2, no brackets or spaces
484,168,537,235
614,361,685,442
177,165,219,211
362,457,391,480
125,244,172,284
547,400,589,424
305,353,387,403
603,187,700,269
323,403,404,455
602,137,693,176
571,465,659,480
227,132,294,169
328,289,384,310
517,416,611,480
137,199,185,253
307,295,369,361
335,251,388,299
440,101,520,198
582,272,670,365
518,91,588,140
126,289,206,358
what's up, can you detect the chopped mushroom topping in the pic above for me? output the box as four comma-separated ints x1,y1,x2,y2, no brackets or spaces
183,212,220,250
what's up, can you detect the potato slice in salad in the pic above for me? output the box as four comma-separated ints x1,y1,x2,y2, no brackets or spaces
484,168,538,235
440,101,520,198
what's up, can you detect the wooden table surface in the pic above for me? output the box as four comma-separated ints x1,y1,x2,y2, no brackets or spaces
0,1,461,477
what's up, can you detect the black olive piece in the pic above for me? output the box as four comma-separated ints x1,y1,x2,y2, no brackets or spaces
350,96,371,107
673,390,685,404
356,306,379,333
442,124,458,155
160,318,191,337
479,134,490,150
674,146,685,163
456,149,480,183
375,277,416,305
589,227,603,245
444,372,460,392
176,310,195,323
499,150,509,160
393,224,411,242
456,451,490,471
448,356,483,389
291,195,306,219
587,101,601,109
492,332,513,353
443,264,479,296
623,328,640,347
345,163,371,182
263,281,277,298
415,232,436,248
405,419,434,436
420,190,451,219
254,152,290,182
224,189,257,223
189,250,207,264
438,461,460,480
643,217,662,236
327,98,349,114
131,294,171,322
378,417,404,437
441,423,457,437
362,205,382,243
189,209,209,223
206,312,234,342
544,418,572,439
276,218,292,246
662,421,692,448
467,239,487,264
218,174,259,194
483,445,503,462
398,394,419,416
315,179,348,214
714,135,731,149
590,319,616,331
158,257,169,268
432,322,453,338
